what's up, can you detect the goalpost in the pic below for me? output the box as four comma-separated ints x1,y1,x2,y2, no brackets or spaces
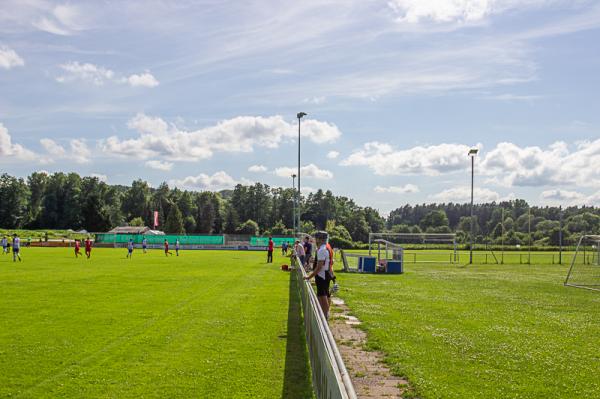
564,235,600,291
368,232,458,264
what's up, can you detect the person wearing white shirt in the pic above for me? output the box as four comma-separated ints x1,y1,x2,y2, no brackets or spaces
304,231,331,319
12,234,22,262
294,240,305,267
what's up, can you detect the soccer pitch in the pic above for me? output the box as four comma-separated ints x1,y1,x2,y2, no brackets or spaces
337,263,600,399
0,248,313,398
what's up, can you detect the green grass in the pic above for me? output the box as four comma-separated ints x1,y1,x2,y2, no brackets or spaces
337,263,600,399
0,248,313,398
344,249,580,265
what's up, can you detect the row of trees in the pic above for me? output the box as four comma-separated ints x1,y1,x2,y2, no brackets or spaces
386,201,600,246
1,172,599,246
0,172,385,240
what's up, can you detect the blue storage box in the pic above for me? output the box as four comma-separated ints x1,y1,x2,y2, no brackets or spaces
386,260,403,274
359,256,377,273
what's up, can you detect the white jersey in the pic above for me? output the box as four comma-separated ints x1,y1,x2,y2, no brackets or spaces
294,243,305,257
128,241,134,250
1,238,6,247
316,244,330,279
13,237,20,249
176,241,180,249
142,239,147,246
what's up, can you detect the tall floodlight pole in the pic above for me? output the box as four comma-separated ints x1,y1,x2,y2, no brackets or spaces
528,207,532,265
559,206,563,265
501,207,505,264
297,112,307,231
292,174,297,234
468,148,479,264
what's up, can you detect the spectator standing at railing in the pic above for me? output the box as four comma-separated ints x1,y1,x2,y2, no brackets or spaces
294,240,305,267
304,231,331,320
303,236,312,268
267,237,274,263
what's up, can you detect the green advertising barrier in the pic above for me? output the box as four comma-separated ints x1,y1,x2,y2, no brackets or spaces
95,234,224,245
250,237,295,246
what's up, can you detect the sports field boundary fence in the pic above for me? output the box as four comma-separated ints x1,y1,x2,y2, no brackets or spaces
293,254,357,399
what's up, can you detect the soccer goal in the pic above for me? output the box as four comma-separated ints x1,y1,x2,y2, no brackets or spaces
368,233,458,264
564,235,600,291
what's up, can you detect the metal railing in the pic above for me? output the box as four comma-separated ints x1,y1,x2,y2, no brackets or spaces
293,255,357,399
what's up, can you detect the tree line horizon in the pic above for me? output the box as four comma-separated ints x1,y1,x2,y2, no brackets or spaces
0,172,599,248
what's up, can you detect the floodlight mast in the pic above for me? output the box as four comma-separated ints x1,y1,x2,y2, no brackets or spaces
469,148,479,264
297,112,307,231
292,174,297,234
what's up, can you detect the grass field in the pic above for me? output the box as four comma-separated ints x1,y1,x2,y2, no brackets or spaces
337,262,600,399
344,249,582,265
0,248,313,398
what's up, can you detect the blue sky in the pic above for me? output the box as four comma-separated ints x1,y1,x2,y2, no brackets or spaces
1,0,599,213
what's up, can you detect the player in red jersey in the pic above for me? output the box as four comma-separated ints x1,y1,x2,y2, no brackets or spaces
85,237,92,259
74,239,82,258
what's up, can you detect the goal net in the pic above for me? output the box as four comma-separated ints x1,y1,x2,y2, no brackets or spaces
369,233,458,264
564,235,600,291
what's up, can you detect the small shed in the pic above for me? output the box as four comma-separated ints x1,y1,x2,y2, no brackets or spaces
108,226,151,235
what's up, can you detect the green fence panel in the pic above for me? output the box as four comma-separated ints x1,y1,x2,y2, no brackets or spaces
94,234,224,245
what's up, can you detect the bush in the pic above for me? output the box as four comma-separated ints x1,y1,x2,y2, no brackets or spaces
236,219,259,235
329,236,354,249
129,217,145,227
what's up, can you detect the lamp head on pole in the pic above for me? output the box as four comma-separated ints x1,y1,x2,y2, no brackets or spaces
468,148,479,156
292,174,296,179
297,112,307,119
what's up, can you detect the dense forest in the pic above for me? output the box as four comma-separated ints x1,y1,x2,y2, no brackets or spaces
1,172,599,247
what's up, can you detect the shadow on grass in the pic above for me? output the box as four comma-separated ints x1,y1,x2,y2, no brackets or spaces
281,270,314,399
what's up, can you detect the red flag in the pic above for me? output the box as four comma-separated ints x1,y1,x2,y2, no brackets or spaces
153,211,159,228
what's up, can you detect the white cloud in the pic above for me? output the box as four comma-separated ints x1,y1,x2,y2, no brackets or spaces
485,93,542,101
145,160,174,171
344,138,600,190
303,96,326,105
539,189,600,206
301,186,317,194
40,138,66,158
0,123,35,160
170,171,243,191
248,164,268,172
0,45,24,69
342,141,475,176
388,0,494,24
387,0,556,26
39,138,90,164
57,62,159,88
327,150,340,159
430,186,513,203
125,72,159,88
89,173,107,182
101,113,341,161
70,139,91,164
274,164,333,180
31,4,86,36
56,61,114,86
481,139,600,188
374,184,420,194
